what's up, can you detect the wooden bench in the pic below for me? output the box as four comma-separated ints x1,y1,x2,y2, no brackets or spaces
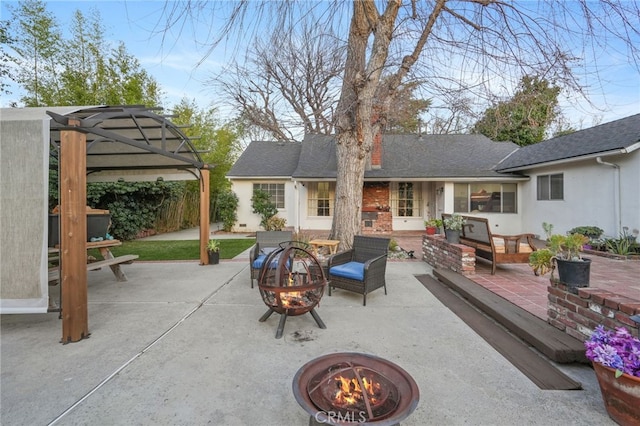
442,214,536,275
48,254,139,283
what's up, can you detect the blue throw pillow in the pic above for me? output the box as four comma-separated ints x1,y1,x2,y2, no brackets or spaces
329,261,365,281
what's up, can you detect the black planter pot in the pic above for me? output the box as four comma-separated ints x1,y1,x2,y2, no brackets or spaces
556,257,591,290
445,229,460,244
207,250,220,265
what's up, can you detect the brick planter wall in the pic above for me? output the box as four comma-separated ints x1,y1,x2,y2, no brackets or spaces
422,234,476,276
548,280,640,341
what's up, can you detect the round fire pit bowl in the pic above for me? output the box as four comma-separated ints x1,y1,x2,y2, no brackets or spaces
293,352,419,426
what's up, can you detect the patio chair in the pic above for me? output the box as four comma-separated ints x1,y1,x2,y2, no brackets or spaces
326,235,390,306
249,231,293,288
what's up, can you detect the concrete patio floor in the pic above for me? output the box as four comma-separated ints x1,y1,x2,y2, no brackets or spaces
1,255,616,425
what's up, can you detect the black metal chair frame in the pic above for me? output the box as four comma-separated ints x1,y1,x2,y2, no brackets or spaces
326,235,390,306
249,231,293,288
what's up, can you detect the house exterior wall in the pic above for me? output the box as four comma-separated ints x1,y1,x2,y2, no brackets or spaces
519,150,640,239
296,182,333,232
229,177,530,234
230,179,296,233
441,182,526,235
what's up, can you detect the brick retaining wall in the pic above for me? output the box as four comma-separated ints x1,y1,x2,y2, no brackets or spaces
422,234,476,276
548,280,640,341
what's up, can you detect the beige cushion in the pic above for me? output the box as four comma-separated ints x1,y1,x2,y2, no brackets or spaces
493,238,534,253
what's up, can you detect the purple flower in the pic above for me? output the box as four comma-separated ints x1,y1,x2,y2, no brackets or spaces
585,326,640,378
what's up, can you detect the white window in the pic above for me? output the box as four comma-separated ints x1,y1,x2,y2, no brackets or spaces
253,183,285,209
537,174,563,200
391,182,422,217
454,183,517,213
307,182,334,216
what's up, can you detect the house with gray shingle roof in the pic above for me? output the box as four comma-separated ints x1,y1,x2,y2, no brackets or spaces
227,114,640,238
496,114,640,239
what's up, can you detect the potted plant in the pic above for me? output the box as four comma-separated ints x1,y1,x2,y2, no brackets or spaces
424,218,442,235
528,230,591,289
443,214,465,244
207,239,220,265
549,232,591,288
585,326,640,425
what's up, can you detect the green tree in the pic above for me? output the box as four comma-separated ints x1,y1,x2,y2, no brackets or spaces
170,98,244,221
9,0,62,106
103,42,161,106
473,75,561,146
57,8,108,105
7,3,161,107
378,79,431,134
0,20,16,96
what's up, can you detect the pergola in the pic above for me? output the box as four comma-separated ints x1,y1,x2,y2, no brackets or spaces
0,105,214,343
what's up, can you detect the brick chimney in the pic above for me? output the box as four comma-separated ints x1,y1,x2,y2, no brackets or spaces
371,109,383,169
371,131,382,169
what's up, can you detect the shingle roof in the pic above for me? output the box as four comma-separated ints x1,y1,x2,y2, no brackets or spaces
293,134,520,179
496,114,640,172
227,140,302,178
230,134,521,180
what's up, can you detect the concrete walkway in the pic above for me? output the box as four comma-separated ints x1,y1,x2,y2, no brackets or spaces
1,255,613,425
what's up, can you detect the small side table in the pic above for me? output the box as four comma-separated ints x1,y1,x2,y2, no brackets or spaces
308,239,340,257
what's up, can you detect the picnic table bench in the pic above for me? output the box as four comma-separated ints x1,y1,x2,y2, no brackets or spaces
48,240,138,283
442,214,536,275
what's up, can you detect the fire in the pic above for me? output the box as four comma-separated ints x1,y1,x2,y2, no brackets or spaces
281,291,302,307
333,374,381,406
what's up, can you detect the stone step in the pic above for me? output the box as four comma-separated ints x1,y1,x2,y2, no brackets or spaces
433,268,587,364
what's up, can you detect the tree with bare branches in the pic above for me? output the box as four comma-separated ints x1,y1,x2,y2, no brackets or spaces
209,23,345,141
159,0,640,247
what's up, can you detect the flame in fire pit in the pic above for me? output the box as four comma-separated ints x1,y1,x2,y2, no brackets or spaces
334,373,380,406
310,363,398,421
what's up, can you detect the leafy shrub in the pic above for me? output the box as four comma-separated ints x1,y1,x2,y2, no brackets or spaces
216,190,238,231
264,216,286,231
568,226,604,239
605,228,638,255
86,180,182,240
251,189,278,229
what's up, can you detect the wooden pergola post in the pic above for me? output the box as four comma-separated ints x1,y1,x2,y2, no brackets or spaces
59,120,89,342
199,168,210,265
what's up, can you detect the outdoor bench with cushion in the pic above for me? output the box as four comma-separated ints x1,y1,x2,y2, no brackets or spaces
441,214,536,275
326,235,390,306
249,231,293,288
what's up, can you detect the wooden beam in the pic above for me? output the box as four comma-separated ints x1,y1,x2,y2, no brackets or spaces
59,120,89,343
199,169,210,265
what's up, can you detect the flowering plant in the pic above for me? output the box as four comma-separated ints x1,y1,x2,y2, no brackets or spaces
584,326,640,378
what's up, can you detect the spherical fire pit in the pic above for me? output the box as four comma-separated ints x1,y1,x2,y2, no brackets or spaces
258,242,327,338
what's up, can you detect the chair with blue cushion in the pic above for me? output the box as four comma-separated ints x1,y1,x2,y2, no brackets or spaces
327,235,390,306
249,231,293,288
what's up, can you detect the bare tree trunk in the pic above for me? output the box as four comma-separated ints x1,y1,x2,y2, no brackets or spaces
329,0,399,248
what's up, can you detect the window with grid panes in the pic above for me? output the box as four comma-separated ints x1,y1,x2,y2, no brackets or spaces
391,182,422,217
253,183,285,208
307,182,334,216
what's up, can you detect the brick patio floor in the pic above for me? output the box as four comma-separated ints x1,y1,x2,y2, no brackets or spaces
391,232,640,321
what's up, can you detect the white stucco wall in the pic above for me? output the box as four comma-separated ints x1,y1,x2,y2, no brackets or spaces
230,179,296,233
519,151,640,239
440,182,527,235
231,178,533,234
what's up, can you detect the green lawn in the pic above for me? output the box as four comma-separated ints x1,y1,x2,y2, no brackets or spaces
89,239,256,261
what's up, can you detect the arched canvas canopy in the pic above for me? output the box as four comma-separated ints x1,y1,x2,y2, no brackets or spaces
0,106,212,342
47,105,208,182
